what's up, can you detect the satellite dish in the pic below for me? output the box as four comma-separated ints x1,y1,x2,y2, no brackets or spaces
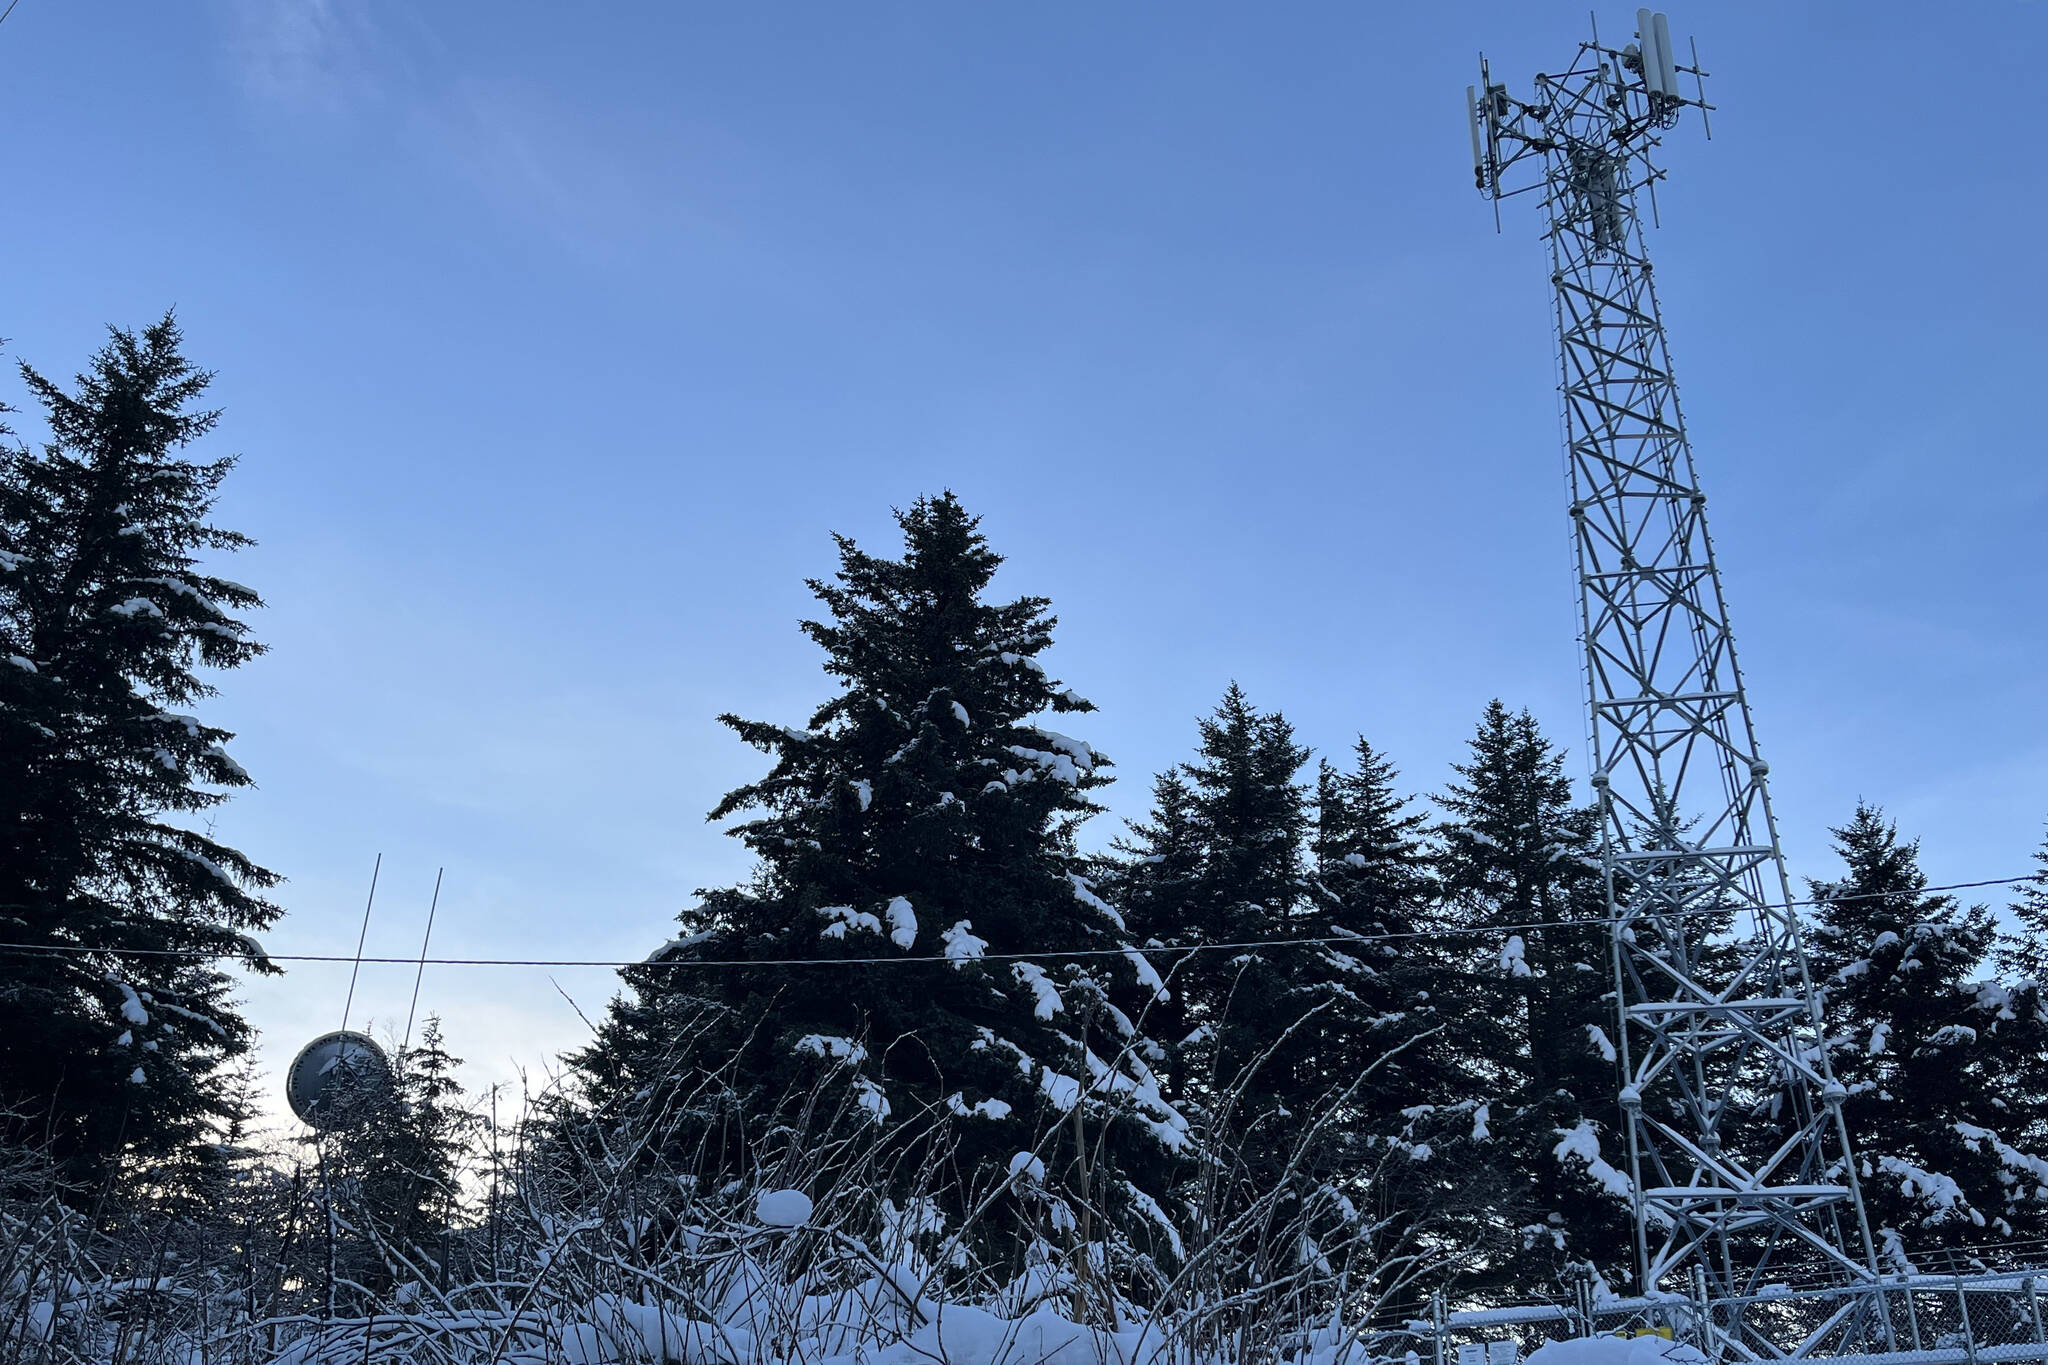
286,1030,393,1130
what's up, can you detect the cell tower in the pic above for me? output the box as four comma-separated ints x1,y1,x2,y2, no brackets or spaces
1469,12,1890,1351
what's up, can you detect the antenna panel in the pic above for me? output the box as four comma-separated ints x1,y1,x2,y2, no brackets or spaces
1651,12,1679,98
1636,10,1666,94
1467,85,1484,183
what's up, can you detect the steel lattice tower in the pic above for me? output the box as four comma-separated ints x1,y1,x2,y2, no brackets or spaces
1470,12,1890,1348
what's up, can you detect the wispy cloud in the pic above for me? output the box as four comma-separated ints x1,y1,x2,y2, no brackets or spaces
215,4,743,264
219,0,391,114
418,78,672,257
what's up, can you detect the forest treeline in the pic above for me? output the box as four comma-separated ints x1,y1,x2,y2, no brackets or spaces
6,323,2048,1363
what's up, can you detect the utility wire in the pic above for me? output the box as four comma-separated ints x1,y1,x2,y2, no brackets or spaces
0,873,2035,972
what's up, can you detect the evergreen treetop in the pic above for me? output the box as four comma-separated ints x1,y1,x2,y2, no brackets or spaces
1311,737,1433,930
1115,685,1313,1083
1999,822,2048,982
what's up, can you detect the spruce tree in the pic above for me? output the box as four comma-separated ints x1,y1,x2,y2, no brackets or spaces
321,1018,473,1299
1107,705,1501,1298
1100,769,1205,1100
576,494,1183,1264
1106,688,1343,1288
1807,805,2048,1259
0,317,279,1185
2000,823,2048,981
1306,739,1492,1286
1307,738,1441,1113
1114,685,1313,1126
1433,701,1628,1299
1991,823,2048,1243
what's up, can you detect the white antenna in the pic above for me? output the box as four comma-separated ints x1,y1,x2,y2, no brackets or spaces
1651,11,1678,98
1636,9,1681,100
1466,85,1484,186
1636,10,1668,96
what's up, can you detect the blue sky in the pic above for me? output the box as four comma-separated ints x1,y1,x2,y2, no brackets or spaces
3,2,2043,1112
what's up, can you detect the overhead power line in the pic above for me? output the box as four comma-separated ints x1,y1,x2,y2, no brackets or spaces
0,873,2035,972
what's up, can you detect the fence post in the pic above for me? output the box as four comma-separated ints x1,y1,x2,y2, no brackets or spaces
1875,1278,1899,1354
1432,1290,1446,1365
1956,1277,1979,1365
2029,1276,2045,1351
1572,1266,1594,1338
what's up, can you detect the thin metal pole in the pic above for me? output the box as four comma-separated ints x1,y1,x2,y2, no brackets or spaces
339,854,381,1035
1690,1264,1711,1351
401,867,444,1056
319,1140,336,1322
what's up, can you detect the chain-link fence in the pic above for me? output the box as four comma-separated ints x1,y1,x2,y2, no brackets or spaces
1395,1271,2048,1365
